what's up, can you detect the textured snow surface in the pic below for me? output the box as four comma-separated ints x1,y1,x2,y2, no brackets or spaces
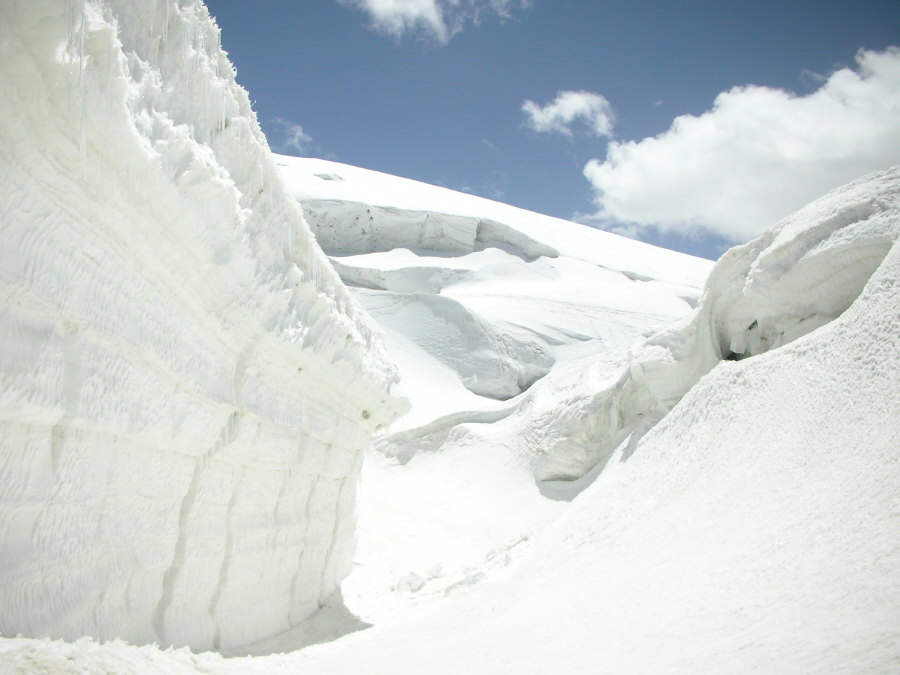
535,165,900,488
0,0,401,652
2,164,898,673
2,0,899,670
277,154,711,482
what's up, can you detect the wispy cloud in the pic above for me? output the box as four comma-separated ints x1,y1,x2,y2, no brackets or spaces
339,0,530,44
522,90,614,138
584,47,900,242
271,117,312,154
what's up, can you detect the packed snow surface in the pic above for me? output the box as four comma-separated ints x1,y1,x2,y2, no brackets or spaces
2,0,899,672
0,0,401,653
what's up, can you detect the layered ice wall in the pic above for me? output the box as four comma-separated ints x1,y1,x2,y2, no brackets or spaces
0,0,400,652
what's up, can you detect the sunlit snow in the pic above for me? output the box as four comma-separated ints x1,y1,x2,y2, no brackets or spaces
1,1,898,673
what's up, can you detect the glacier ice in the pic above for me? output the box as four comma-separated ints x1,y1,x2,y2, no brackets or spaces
2,161,897,673
0,0,402,652
2,0,899,671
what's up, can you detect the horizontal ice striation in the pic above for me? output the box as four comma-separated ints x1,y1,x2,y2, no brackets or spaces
296,196,564,402
531,166,900,486
302,199,558,261
0,0,401,653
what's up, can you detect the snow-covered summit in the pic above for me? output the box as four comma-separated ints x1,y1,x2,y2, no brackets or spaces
277,155,709,289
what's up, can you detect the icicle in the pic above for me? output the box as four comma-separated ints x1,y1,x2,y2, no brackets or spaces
65,0,74,117
65,0,73,58
213,31,220,78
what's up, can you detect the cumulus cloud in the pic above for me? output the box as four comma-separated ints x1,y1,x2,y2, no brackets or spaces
340,0,529,44
522,90,614,138
584,47,900,242
272,117,312,154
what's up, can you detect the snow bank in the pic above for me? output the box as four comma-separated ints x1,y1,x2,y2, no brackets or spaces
530,166,900,484
0,0,401,652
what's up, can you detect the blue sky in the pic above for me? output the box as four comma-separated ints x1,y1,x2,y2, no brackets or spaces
204,0,900,259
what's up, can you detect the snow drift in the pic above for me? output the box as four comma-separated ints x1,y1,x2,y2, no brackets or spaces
2,0,898,670
529,165,900,485
0,0,400,652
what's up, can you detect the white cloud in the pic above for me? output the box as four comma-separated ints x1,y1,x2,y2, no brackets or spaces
585,47,900,242
339,0,529,44
522,90,614,138
272,117,312,154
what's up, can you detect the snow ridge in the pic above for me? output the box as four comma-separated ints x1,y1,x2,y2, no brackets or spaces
536,165,900,486
0,0,401,652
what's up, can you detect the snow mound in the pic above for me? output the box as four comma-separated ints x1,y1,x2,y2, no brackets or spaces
0,0,401,652
356,287,553,401
530,166,900,486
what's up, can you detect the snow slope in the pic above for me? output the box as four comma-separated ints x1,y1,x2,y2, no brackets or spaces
2,164,896,673
262,156,711,630
2,0,898,671
289,167,900,674
0,0,401,653
277,155,711,482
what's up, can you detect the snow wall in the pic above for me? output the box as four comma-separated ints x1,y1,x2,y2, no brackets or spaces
0,0,402,652
529,165,900,484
